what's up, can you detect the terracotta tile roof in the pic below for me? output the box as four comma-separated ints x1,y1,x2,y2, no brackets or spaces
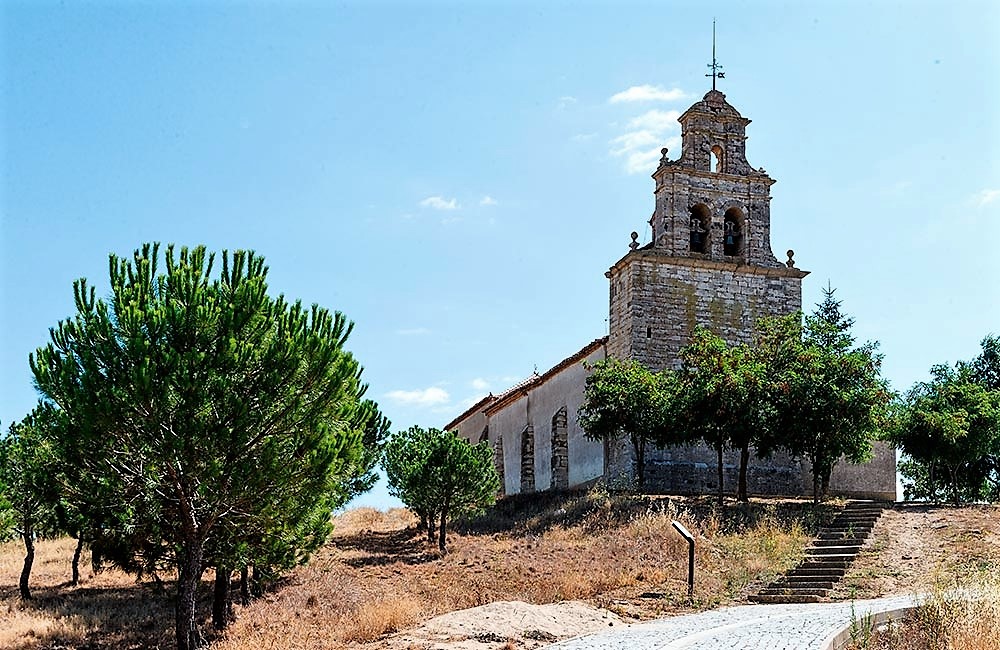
442,393,497,433
483,336,608,416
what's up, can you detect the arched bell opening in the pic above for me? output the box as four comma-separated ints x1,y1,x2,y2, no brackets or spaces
723,207,744,258
710,145,724,173
689,204,710,253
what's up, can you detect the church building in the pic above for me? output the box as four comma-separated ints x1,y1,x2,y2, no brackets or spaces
445,88,896,501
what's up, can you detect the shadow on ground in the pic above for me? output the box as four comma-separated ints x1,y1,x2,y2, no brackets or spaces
457,489,843,538
332,526,440,568
1,580,219,650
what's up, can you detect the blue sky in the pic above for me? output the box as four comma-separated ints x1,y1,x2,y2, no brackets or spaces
2,1,998,509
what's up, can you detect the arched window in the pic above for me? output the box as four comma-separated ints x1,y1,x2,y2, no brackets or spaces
723,207,743,257
710,145,724,173
689,204,710,253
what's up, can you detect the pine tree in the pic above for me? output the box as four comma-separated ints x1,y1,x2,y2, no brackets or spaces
31,243,382,649
382,427,500,552
778,286,891,502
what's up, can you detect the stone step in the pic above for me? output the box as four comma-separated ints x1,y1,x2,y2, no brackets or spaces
822,527,873,535
750,594,823,604
775,579,835,589
813,538,864,547
787,567,846,578
758,587,829,597
817,531,867,540
798,560,850,569
806,546,861,556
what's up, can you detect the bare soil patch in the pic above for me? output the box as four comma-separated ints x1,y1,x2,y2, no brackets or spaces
832,503,1000,600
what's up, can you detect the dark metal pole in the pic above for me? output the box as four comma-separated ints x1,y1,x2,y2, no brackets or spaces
672,520,695,599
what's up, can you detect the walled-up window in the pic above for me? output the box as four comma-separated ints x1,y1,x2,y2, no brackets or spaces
520,424,535,494
710,145,724,173
550,407,569,490
689,204,710,253
723,207,743,257
493,434,505,497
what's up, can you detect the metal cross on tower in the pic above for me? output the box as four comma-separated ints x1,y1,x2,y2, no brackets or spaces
706,19,725,90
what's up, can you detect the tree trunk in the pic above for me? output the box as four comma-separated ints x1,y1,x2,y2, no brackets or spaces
212,566,233,630
19,526,35,600
239,566,250,606
716,441,724,506
92,545,103,574
820,469,832,501
175,540,205,650
633,434,646,489
426,513,436,543
737,445,750,502
71,536,84,586
438,507,448,553
250,565,263,598
812,460,820,504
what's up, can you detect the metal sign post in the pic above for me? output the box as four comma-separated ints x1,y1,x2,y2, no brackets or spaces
672,520,695,599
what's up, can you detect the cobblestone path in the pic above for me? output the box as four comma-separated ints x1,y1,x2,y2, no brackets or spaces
550,595,916,650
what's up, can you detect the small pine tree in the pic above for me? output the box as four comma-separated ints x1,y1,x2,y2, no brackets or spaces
382,427,500,552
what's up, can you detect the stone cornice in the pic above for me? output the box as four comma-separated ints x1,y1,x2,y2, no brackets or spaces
653,165,775,187
606,249,810,279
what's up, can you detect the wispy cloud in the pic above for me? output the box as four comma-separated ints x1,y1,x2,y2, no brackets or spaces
610,109,682,175
628,109,681,132
470,378,490,391
557,95,578,110
396,327,430,336
973,188,1000,207
420,196,459,210
385,386,450,407
609,85,687,104
480,195,498,206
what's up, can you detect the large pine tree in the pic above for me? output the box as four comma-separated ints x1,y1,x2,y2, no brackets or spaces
31,244,383,649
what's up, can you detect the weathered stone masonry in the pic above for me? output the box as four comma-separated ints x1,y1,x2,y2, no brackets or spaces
607,254,804,371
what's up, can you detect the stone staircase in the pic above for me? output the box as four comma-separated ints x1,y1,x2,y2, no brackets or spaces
750,501,885,604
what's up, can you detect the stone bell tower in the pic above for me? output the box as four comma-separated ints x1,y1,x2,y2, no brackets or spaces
607,89,809,371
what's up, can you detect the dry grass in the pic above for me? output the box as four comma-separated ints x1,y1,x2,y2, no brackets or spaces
216,492,827,647
0,536,189,649
0,491,847,649
846,572,1000,650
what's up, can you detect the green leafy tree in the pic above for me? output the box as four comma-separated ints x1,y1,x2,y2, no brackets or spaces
969,334,1000,391
677,327,772,504
0,409,60,599
382,426,500,552
770,289,892,502
891,361,1000,504
578,358,681,488
30,243,380,649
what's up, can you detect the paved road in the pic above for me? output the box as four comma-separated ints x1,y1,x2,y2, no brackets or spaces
550,596,916,650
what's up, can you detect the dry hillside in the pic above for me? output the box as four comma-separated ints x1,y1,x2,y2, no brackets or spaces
2,491,998,650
